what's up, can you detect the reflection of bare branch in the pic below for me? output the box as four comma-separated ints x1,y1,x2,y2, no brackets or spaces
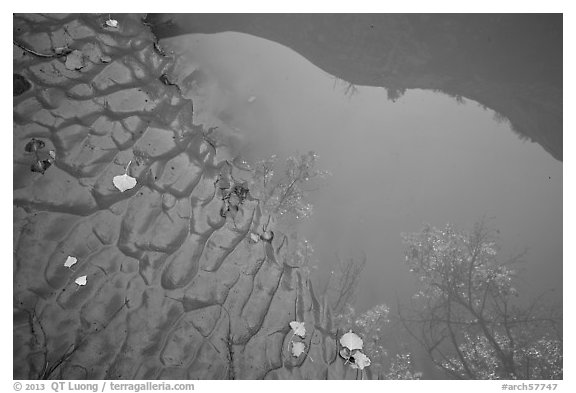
325,252,366,315
400,221,563,379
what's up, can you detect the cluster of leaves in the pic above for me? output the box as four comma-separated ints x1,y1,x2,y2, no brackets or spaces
249,151,330,223
334,303,422,379
287,321,313,362
24,138,55,175
335,304,389,370
399,220,562,379
339,330,371,376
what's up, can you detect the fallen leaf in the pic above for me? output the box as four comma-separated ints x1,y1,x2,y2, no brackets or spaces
350,351,371,370
340,348,352,362
105,18,119,28
64,256,77,268
75,275,87,286
30,160,52,174
339,330,363,351
261,230,274,242
65,50,85,71
24,138,45,153
113,173,137,192
289,321,306,338
291,341,306,357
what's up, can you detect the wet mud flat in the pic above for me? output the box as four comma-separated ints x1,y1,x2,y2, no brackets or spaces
13,14,361,380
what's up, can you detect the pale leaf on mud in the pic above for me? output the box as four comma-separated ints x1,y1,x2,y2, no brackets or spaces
65,50,85,71
290,321,306,338
75,275,87,286
64,256,77,268
105,18,119,28
340,330,363,351
113,173,137,192
291,341,306,357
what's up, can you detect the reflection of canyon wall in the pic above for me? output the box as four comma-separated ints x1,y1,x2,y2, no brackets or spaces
146,14,562,161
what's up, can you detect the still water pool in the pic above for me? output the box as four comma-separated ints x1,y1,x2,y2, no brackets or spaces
161,31,562,313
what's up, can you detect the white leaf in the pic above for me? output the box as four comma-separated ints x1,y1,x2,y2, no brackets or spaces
289,321,306,338
75,275,87,286
105,18,119,28
113,173,137,192
339,330,363,351
64,256,77,268
350,351,371,370
291,341,306,357
65,50,85,71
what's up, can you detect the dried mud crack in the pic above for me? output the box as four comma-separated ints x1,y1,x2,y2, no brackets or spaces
13,13,357,380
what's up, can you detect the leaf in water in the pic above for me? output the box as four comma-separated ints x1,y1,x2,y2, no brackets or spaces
261,230,274,242
289,321,306,338
64,256,77,269
75,275,87,286
105,18,119,28
113,173,137,192
350,351,371,370
65,50,85,71
24,138,45,153
291,341,306,357
340,348,351,361
30,160,52,174
340,330,364,351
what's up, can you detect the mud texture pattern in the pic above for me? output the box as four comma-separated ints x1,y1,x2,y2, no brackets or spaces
13,14,360,380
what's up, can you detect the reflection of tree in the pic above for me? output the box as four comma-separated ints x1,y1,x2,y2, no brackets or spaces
331,76,359,99
249,151,330,226
323,252,366,315
385,87,406,103
398,220,562,379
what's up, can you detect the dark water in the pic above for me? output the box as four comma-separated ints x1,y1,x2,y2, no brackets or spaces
160,31,562,317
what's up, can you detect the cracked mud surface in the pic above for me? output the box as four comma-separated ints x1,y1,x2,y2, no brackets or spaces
13,14,357,380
